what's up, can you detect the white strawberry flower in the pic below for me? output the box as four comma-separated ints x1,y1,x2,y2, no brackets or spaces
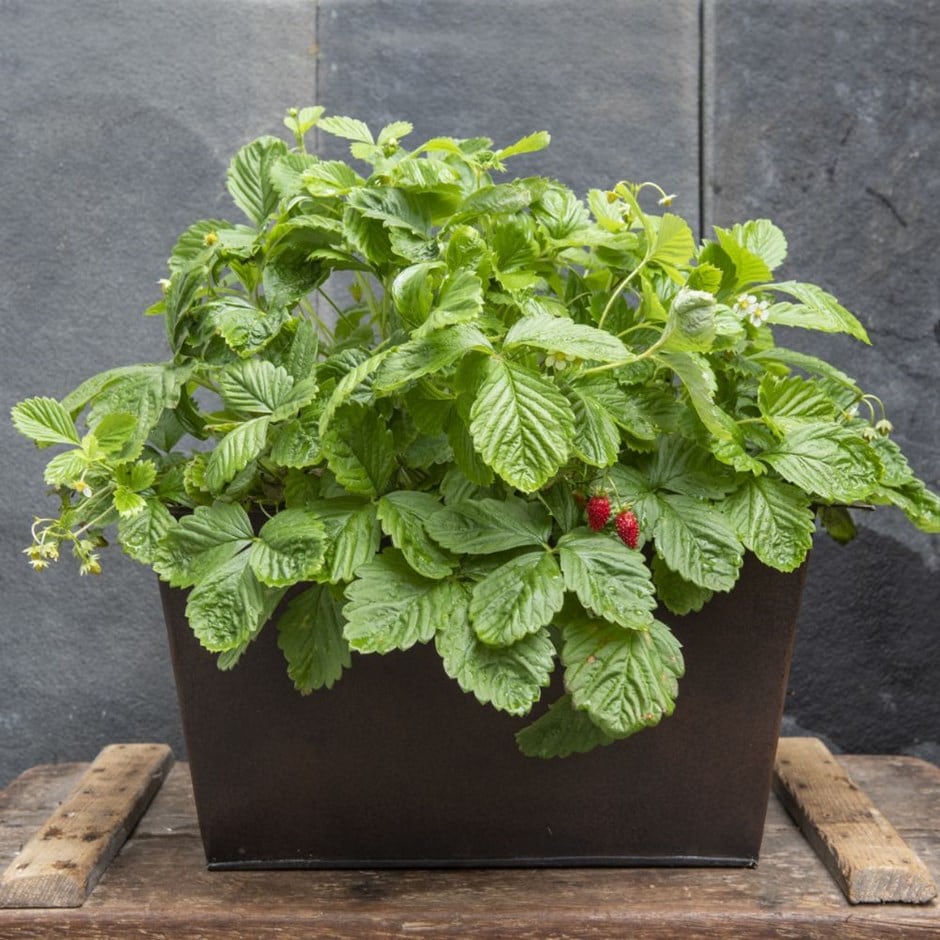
71,479,94,498
544,351,578,372
748,300,771,327
734,294,771,327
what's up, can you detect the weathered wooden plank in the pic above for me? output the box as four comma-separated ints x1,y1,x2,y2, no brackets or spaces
131,764,200,839
840,754,940,834
0,765,89,868
774,737,937,904
0,744,173,909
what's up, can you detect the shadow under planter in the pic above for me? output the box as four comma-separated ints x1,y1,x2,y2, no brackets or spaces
160,554,806,869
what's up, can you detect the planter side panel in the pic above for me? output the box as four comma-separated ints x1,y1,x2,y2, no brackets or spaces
160,555,804,868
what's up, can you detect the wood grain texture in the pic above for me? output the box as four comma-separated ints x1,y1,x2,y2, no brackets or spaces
0,744,173,909
0,743,938,937
774,737,937,904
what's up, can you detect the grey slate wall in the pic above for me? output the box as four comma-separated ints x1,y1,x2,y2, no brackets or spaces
1,0,937,786
704,0,940,761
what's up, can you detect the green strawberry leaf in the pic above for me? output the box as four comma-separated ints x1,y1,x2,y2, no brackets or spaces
186,552,284,653
436,587,554,716
730,219,788,270
118,499,175,566
557,529,656,629
751,348,861,395
318,115,374,144
113,486,147,518
758,374,839,435
503,313,630,363
343,550,466,653
154,502,254,588
248,509,327,587
762,423,883,502
876,480,940,533
217,359,296,415
42,449,87,486
373,325,491,393
649,213,696,268
712,226,773,290
649,492,744,592
204,416,270,494
650,556,714,615
562,614,684,737
377,120,414,145
470,550,565,646
414,268,485,337
541,481,582,534
302,497,380,584
495,130,551,160
645,435,736,499
391,262,436,325
268,411,321,468
866,435,916,488
226,135,288,226
320,405,396,497
276,584,350,692
657,351,763,474
377,490,456,579
346,186,431,238
116,460,157,493
186,551,285,652
763,281,870,344
725,476,815,572
90,412,139,454
515,694,616,758
469,358,574,492
425,495,550,554
317,348,392,437
562,375,627,468
87,367,187,461
205,299,289,358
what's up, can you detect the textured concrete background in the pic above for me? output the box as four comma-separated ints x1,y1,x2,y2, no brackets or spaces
1,0,937,786
705,0,940,762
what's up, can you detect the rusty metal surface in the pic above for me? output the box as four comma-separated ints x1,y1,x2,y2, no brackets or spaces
160,555,806,869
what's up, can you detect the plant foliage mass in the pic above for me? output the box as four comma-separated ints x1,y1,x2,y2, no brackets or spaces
13,108,940,757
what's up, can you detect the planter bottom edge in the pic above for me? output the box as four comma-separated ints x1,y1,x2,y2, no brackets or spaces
206,853,759,871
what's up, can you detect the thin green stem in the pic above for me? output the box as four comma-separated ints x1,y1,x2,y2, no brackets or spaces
71,494,116,540
616,323,655,340
597,258,649,331
580,329,670,376
308,292,339,341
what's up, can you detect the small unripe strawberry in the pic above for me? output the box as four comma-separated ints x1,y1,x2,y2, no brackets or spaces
586,494,611,531
614,509,640,549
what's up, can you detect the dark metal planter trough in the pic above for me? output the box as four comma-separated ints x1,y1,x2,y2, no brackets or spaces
160,554,806,870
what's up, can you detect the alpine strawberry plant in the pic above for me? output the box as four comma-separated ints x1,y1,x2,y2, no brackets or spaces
12,109,940,759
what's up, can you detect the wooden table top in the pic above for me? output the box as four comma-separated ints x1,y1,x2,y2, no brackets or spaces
1,751,938,938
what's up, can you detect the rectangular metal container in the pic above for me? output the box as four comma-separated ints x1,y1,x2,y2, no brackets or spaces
160,554,805,869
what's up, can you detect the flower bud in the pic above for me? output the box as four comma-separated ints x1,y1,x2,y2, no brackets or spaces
669,288,717,349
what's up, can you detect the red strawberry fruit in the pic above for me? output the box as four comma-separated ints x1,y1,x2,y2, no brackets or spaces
614,509,640,549
586,494,611,531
